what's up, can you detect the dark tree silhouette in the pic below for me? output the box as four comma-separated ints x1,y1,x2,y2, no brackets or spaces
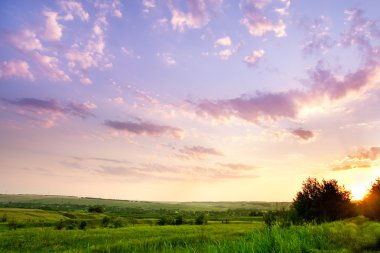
361,178,380,220
292,177,355,222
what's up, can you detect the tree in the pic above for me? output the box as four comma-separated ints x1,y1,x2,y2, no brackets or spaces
361,178,380,220
101,216,110,227
292,177,354,223
195,213,207,225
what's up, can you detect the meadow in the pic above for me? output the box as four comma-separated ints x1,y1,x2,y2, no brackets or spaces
0,195,379,252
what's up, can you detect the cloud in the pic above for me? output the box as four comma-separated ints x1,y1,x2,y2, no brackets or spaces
290,128,315,141
33,52,70,81
104,119,183,138
59,0,90,21
6,30,42,52
301,16,333,55
157,53,176,66
194,58,380,123
168,0,222,32
143,0,156,13
66,102,97,119
178,145,223,159
330,147,380,171
2,97,96,127
244,49,264,67
43,10,63,41
215,36,232,47
0,60,34,80
217,163,257,171
240,0,286,37
217,49,233,60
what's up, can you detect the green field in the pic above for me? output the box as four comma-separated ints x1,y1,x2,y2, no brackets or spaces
0,195,379,252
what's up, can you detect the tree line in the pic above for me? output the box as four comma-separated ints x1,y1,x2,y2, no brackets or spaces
289,177,380,224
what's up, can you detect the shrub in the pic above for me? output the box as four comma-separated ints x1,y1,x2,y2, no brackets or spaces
113,217,124,228
195,213,207,225
88,206,105,213
102,216,110,227
175,215,183,225
1,213,7,222
361,178,380,220
293,177,355,223
79,220,87,230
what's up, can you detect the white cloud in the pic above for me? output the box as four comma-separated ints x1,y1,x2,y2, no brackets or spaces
157,53,176,66
244,49,264,67
215,36,232,47
217,49,233,60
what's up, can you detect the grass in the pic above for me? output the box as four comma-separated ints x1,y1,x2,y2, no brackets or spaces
0,216,379,252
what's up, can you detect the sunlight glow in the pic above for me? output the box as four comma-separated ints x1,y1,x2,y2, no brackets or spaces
350,183,369,201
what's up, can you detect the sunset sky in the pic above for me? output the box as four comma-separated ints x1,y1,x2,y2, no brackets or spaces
0,0,379,202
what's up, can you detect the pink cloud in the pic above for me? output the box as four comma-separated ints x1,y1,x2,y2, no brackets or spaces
240,0,286,37
43,10,63,41
0,60,34,80
33,52,70,81
331,147,380,171
2,97,96,128
290,128,315,141
217,163,257,171
104,119,183,138
59,0,90,21
244,49,264,67
178,145,223,159
168,0,222,32
194,61,380,123
6,30,42,52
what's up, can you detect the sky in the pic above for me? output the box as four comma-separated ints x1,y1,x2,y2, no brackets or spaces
0,0,379,202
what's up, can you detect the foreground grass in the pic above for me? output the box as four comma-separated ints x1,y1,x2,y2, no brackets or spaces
0,217,379,252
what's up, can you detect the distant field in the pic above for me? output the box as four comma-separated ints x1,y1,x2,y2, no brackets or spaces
0,194,290,211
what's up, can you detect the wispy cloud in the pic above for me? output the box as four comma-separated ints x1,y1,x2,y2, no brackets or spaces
104,119,183,138
2,97,96,127
59,0,90,21
0,60,34,80
215,36,232,47
330,147,380,171
178,145,224,159
217,163,257,171
194,58,380,123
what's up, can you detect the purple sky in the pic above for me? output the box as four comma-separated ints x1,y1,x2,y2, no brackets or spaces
0,0,379,201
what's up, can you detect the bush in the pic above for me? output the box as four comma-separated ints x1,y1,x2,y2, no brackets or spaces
55,220,64,230
293,177,355,223
175,215,183,225
1,213,7,222
113,217,124,228
79,220,87,230
8,219,18,230
361,178,380,220
88,206,105,213
102,216,110,227
263,211,276,227
195,213,207,225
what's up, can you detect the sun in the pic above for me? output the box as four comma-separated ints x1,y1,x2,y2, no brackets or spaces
350,183,368,201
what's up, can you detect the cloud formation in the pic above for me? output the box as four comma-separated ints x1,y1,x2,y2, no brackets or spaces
244,49,264,67
331,147,380,171
290,128,315,141
177,145,224,159
104,119,183,138
2,97,96,127
43,10,63,41
6,30,42,52
168,0,222,32
240,0,287,37
194,58,380,123
0,60,34,80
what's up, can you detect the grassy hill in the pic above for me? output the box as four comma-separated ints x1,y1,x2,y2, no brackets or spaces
0,194,290,211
